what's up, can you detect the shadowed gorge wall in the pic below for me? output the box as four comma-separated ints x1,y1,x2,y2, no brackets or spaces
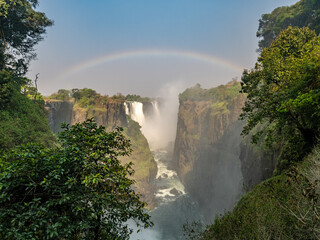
45,99,157,208
173,82,245,219
173,82,280,219
45,100,73,133
239,134,279,189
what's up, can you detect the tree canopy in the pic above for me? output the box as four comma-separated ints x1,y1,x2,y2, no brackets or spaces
0,119,152,239
0,0,52,75
257,0,320,50
240,27,320,169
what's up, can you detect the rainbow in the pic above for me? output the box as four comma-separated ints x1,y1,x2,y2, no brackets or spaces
54,49,244,81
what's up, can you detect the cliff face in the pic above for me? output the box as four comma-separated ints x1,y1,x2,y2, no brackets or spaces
173,82,245,219
45,100,73,133
71,102,127,130
173,82,280,219
173,98,244,180
239,134,279,189
45,99,157,208
174,82,245,219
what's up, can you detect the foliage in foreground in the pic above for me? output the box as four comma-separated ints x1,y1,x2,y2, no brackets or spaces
0,0,53,75
196,145,320,240
257,0,320,50
0,119,152,239
241,27,320,170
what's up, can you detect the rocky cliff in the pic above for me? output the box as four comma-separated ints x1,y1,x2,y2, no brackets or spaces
45,100,73,133
45,99,157,208
239,133,279,189
173,82,245,219
173,82,280,219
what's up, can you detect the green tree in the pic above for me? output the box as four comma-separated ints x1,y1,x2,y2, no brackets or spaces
0,0,53,75
0,69,24,108
240,27,320,169
48,89,71,101
0,119,152,239
257,0,320,50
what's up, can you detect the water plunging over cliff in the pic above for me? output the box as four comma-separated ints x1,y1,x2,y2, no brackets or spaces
124,101,146,127
124,100,169,150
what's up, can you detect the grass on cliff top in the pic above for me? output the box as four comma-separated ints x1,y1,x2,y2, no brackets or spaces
179,80,241,103
196,145,320,240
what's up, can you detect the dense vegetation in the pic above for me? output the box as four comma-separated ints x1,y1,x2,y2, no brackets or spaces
48,89,153,107
0,1,153,239
0,0,53,75
179,81,241,103
0,55,55,151
48,88,124,108
125,94,151,102
241,27,320,170
2,0,320,239
0,119,152,239
194,4,320,239
257,0,320,50
0,79,56,149
0,0,55,150
48,88,158,209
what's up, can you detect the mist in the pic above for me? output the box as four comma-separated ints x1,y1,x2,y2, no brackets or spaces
140,81,187,150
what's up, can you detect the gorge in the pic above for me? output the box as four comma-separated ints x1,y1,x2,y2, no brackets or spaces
45,83,278,239
2,1,320,239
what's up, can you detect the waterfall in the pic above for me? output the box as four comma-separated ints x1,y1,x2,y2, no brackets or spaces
124,101,146,127
151,101,160,119
124,100,161,149
124,99,178,150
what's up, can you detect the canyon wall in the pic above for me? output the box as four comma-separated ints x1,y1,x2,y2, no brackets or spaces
45,99,157,208
45,100,73,133
239,134,279,188
173,81,278,219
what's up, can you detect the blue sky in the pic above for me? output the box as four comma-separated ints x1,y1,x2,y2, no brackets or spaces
28,0,298,97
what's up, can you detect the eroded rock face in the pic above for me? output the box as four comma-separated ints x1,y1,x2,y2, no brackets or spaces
239,135,279,189
45,100,73,133
45,100,157,208
173,83,246,219
173,82,280,219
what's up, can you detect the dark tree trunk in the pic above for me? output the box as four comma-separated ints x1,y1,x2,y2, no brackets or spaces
93,214,101,240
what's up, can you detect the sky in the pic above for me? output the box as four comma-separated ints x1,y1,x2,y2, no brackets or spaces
28,0,298,97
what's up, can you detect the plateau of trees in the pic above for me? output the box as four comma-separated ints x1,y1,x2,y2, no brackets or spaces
0,119,152,239
48,88,128,108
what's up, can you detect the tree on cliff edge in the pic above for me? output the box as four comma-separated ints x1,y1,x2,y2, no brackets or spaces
240,27,320,170
257,0,320,50
0,119,152,239
0,0,52,75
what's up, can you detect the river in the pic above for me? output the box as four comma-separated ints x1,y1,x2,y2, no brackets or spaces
130,149,204,240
